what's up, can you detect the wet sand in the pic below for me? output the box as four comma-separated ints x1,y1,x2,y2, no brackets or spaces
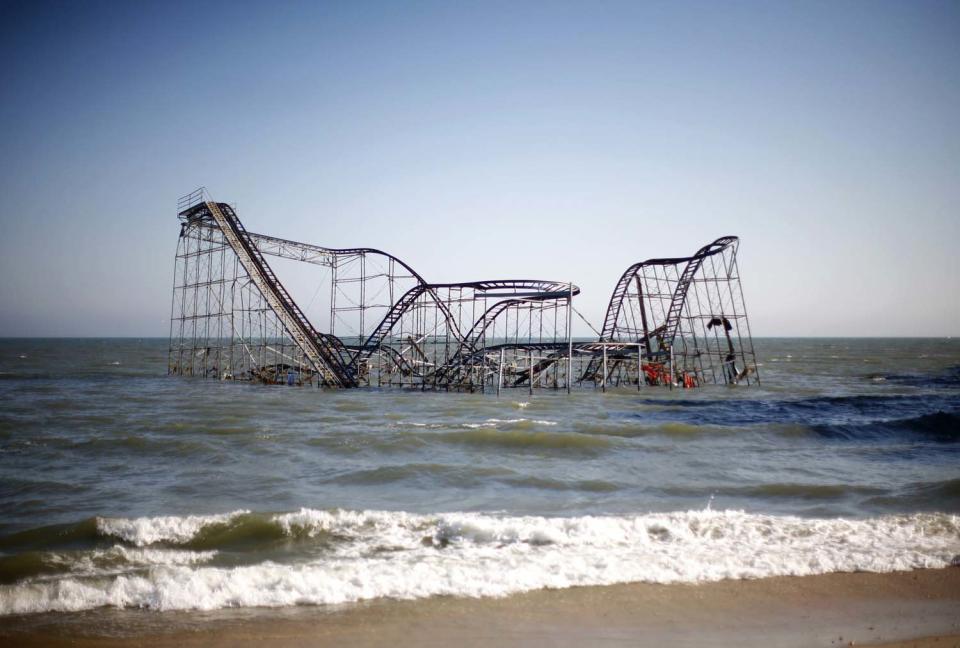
869,639,960,648
2,568,958,647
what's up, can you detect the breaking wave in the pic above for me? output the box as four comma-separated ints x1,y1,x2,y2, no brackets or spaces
1,508,958,615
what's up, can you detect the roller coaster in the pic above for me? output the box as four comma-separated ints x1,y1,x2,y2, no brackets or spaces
168,189,758,391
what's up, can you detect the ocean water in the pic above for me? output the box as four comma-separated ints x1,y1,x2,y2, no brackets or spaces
0,337,958,615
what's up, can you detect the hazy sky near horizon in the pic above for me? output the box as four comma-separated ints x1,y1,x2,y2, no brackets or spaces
1,0,958,337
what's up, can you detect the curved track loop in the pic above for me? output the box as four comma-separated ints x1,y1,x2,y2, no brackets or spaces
429,298,527,385
352,280,579,374
437,282,580,380
349,283,466,372
599,236,738,345
582,236,738,384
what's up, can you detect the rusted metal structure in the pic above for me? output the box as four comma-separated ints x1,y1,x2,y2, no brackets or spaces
583,236,758,388
168,189,757,390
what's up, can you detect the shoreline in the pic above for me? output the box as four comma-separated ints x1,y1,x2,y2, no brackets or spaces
2,568,958,647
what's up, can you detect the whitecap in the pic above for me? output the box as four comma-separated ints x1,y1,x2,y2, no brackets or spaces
4,509,957,615
96,510,249,546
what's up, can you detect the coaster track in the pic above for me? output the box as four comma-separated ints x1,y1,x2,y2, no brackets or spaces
198,200,358,387
168,189,757,389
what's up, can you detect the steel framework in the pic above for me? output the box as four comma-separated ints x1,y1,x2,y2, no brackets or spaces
168,189,758,390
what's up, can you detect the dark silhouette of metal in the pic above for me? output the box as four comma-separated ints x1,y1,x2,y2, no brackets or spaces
168,189,757,390
589,236,758,387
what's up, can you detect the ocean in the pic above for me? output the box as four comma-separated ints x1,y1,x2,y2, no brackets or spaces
0,337,958,616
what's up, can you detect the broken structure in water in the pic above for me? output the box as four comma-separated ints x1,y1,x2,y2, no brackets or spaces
168,189,758,391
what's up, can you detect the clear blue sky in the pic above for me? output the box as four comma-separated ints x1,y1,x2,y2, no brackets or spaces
1,0,957,337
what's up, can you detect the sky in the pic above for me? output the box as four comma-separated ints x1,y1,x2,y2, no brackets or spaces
0,0,958,337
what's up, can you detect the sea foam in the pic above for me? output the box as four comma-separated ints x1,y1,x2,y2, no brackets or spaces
1,508,957,615
96,510,249,546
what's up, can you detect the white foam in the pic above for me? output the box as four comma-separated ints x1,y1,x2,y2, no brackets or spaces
481,418,557,426
46,546,217,577
3,509,958,615
96,510,249,546
100,546,217,566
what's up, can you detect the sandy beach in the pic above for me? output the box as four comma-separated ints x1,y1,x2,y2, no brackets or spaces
2,568,957,647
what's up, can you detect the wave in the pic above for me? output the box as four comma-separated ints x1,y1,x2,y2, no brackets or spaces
908,477,960,500
812,410,960,442
640,393,959,421
864,478,960,511
630,395,960,441
0,508,957,615
0,545,216,585
881,365,960,388
661,483,885,500
572,421,742,439
0,518,100,553
98,510,250,546
333,463,517,487
326,463,621,493
0,372,55,381
435,427,610,452
500,475,621,492
0,511,255,555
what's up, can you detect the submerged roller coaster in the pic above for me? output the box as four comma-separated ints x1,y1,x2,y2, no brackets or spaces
168,189,758,391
